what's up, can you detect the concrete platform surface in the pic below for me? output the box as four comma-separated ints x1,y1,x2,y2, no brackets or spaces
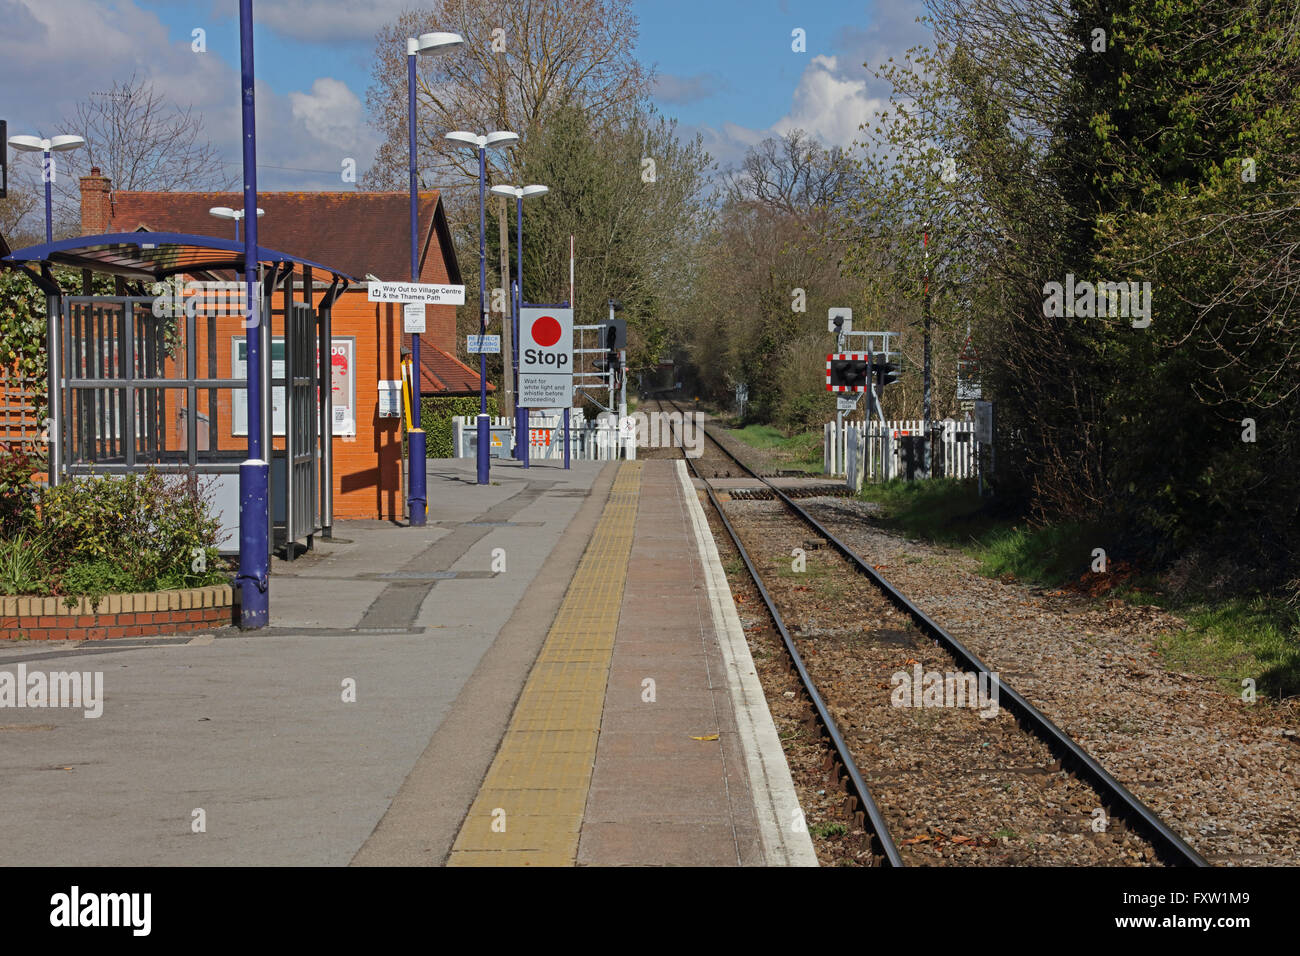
0,456,814,867
0,457,608,866
446,460,816,867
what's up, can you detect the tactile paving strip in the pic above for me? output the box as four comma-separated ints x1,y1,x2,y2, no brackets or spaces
446,462,642,866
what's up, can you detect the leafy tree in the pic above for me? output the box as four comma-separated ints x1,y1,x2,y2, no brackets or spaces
493,101,712,380
851,0,1300,588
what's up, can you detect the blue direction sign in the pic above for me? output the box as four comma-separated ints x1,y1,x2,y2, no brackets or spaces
467,335,501,354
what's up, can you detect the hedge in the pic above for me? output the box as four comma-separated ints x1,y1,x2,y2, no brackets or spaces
417,396,501,458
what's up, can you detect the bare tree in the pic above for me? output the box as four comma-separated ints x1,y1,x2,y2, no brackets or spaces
722,129,854,224
364,0,651,192
55,73,231,209
0,182,42,248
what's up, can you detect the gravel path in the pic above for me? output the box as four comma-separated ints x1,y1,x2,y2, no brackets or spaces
802,496,1300,866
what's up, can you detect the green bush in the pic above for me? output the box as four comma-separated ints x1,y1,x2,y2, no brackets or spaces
417,396,501,457
40,471,223,591
0,442,42,538
0,469,226,602
0,532,46,595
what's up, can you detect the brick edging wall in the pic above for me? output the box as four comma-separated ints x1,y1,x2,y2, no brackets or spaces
0,585,234,641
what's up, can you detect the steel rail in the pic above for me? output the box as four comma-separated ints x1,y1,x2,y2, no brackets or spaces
667,400,1208,868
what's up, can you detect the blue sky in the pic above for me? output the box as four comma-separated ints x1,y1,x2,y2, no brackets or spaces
1,0,930,194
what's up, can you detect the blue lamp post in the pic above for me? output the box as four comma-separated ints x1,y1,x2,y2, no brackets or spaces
405,30,463,524
235,0,268,628
489,183,548,469
6,134,84,243
445,129,518,485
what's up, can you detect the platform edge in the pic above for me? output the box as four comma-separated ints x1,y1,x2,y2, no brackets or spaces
675,459,819,867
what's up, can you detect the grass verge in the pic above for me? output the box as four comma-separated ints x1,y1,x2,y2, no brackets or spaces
857,478,1300,702
725,423,823,472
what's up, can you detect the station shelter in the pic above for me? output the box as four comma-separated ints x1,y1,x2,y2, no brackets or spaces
73,171,485,523
0,174,486,557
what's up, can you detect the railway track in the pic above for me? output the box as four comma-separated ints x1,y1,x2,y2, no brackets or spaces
648,398,1207,867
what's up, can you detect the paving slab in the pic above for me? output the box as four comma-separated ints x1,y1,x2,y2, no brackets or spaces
444,459,815,867
0,457,610,866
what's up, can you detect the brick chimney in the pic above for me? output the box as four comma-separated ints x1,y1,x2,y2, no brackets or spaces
79,167,112,235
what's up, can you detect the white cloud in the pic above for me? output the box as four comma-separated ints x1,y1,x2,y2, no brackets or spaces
690,0,931,175
0,0,378,195
687,56,881,177
289,77,366,149
772,55,883,149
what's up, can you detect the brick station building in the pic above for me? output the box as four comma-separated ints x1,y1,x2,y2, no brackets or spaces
76,169,487,520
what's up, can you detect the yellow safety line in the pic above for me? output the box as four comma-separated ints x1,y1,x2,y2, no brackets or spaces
446,462,642,866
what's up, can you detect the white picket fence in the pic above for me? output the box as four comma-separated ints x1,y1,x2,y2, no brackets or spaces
825,419,977,483
452,410,625,461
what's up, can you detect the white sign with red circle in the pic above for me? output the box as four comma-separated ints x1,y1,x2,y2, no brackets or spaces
519,306,573,408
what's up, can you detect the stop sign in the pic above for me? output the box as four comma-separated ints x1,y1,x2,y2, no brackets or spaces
521,308,573,371
519,306,574,408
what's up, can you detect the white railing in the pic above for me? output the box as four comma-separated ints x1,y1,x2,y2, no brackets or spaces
452,409,625,461
827,419,977,483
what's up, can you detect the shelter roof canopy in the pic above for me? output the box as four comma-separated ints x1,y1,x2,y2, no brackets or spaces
1,232,354,284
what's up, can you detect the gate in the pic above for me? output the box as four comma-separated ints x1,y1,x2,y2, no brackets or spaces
272,299,318,554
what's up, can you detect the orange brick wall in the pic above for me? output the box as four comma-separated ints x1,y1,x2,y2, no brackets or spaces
327,292,404,520
168,286,410,521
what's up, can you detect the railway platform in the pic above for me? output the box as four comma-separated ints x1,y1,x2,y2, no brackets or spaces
361,458,814,866
0,454,811,866
435,459,814,866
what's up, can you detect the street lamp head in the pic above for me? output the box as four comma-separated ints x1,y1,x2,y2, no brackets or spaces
520,185,549,198
447,130,518,150
210,206,263,221
490,184,520,199
9,135,47,152
416,31,464,53
8,134,84,152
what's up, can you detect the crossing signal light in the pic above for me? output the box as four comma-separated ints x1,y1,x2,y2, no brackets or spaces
874,360,902,389
826,353,871,392
603,319,627,349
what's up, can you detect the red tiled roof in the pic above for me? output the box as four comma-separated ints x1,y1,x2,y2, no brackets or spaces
420,345,496,395
103,191,460,284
